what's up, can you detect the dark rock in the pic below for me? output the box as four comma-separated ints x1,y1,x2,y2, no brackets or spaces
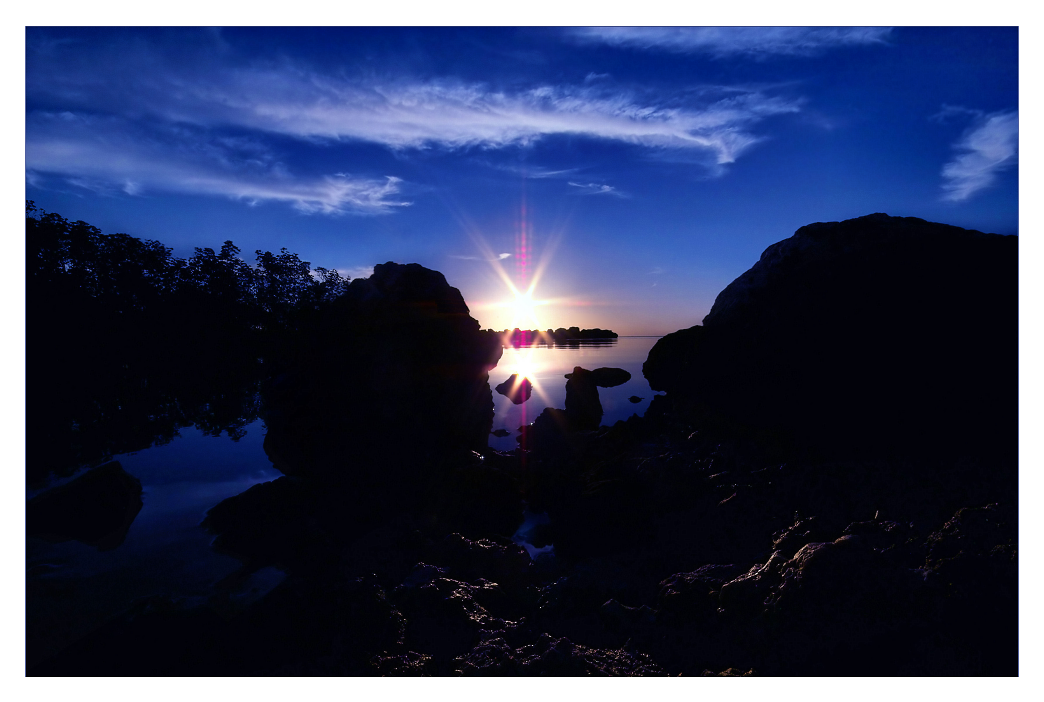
564,366,602,430
201,477,339,573
586,367,631,388
525,522,555,549
434,533,533,590
370,651,437,676
657,564,744,623
262,262,504,488
516,407,593,458
599,599,658,632
428,454,525,538
26,461,142,550
490,428,511,438
454,634,664,676
495,374,533,404
391,577,499,661
628,395,643,403
643,214,1017,462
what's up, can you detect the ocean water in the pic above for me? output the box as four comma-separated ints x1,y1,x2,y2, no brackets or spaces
26,336,662,667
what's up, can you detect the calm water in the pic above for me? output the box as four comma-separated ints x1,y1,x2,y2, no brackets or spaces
488,336,662,451
26,336,661,667
26,421,283,668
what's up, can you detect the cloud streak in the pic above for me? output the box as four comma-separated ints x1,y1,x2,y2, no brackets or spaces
25,112,410,214
26,32,805,213
568,181,628,198
569,27,893,58
940,110,1018,202
450,253,512,261
28,38,801,166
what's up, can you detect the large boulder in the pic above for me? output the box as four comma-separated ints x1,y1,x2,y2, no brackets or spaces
262,262,503,489
26,461,142,550
643,214,1017,460
564,366,603,430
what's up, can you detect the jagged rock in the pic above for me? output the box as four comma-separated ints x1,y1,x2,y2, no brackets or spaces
495,374,533,404
391,576,502,660
599,599,658,632
643,214,1017,461
657,564,743,623
26,461,142,550
433,533,533,589
370,651,437,676
454,633,664,676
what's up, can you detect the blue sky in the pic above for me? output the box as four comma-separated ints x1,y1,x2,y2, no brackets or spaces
25,26,1018,334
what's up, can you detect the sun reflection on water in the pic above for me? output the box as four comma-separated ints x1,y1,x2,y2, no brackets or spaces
498,345,553,406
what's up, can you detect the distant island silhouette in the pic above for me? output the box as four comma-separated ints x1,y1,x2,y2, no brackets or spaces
27,206,1017,676
493,327,619,347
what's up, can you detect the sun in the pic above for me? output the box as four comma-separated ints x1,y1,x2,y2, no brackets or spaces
509,291,541,329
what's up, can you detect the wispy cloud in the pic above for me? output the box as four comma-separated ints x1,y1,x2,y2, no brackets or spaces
26,32,806,213
28,38,801,166
450,253,512,261
940,110,1018,202
485,162,581,179
568,181,629,198
25,112,410,214
569,27,893,58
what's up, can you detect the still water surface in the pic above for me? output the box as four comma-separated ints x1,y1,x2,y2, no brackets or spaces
26,336,661,667
488,336,661,451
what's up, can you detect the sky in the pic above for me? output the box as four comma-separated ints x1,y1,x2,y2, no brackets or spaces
24,26,1019,335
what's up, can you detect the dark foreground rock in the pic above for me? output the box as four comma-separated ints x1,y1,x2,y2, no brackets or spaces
262,262,503,494
27,461,142,550
30,231,1017,676
643,213,1017,462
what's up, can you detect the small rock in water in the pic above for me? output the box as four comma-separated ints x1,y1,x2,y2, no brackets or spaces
628,395,644,403
491,428,512,437
495,374,533,404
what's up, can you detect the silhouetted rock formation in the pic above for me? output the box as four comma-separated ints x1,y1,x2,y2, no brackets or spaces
516,366,633,452
643,213,1017,462
628,396,643,403
27,461,142,550
29,212,1019,677
586,367,631,388
495,374,533,404
262,262,504,493
564,366,603,431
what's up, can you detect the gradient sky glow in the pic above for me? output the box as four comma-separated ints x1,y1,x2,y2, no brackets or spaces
25,26,1018,334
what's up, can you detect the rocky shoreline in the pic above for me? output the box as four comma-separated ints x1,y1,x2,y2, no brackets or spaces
29,215,1018,676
